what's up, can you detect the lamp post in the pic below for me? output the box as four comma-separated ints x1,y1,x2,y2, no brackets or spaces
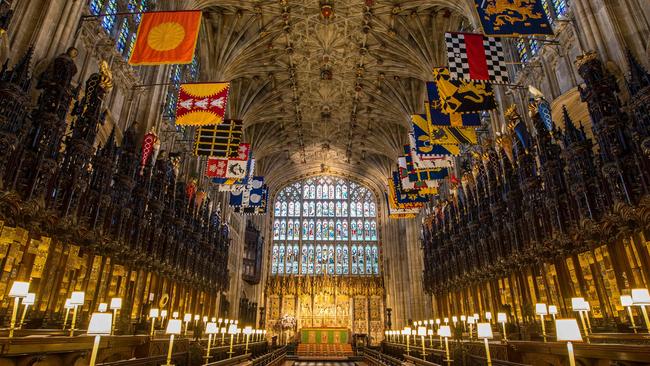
69,291,85,337
556,319,582,366
631,288,650,334
227,324,238,358
165,319,182,366
87,312,112,366
8,281,29,338
19,293,35,329
109,298,121,336
204,322,218,364
403,327,411,355
149,308,159,337
535,303,548,342
549,305,558,322
417,326,427,358
497,313,507,341
467,316,475,340
435,318,441,331
427,329,434,348
173,311,179,319
477,323,493,366
620,295,637,333
583,301,592,333
63,299,73,330
453,315,459,330
438,325,452,365
183,313,192,336
161,310,168,328
244,326,253,354
571,297,589,339
485,312,492,325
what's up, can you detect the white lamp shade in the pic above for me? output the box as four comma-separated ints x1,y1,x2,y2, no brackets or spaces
477,323,493,339
173,311,179,318
218,318,223,323
485,312,492,320
535,303,548,315
435,319,441,324
427,329,434,336
452,316,458,322
205,322,218,334
411,329,417,336
497,313,507,323
621,295,634,307
70,291,85,305
473,313,479,319
110,298,122,310
161,310,168,317
149,308,159,318
87,312,113,335
64,299,73,309
98,303,108,312
417,326,426,336
9,281,29,298
632,289,650,305
548,305,558,315
234,320,238,324
194,315,200,321
203,316,208,322
404,326,411,334
467,316,475,324
555,319,583,342
228,324,238,334
166,319,182,335
244,326,253,335
438,325,451,337
184,313,192,322
444,317,449,323
212,317,216,322
460,315,465,321
23,293,36,305
571,297,588,311
417,321,422,326
220,327,226,333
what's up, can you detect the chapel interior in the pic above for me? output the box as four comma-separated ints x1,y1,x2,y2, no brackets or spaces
0,0,649,365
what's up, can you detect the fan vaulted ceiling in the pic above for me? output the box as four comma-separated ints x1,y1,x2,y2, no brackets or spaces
186,0,478,192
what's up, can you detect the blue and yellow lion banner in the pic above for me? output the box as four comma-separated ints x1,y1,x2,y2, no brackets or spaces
474,0,553,36
411,114,479,146
426,82,481,126
432,67,497,115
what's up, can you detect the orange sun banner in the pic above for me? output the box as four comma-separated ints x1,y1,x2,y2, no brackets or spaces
129,11,202,66
176,83,230,126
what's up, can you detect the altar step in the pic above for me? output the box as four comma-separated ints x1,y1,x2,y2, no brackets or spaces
296,343,354,359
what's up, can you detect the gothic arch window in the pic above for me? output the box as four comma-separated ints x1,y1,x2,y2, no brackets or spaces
271,175,380,277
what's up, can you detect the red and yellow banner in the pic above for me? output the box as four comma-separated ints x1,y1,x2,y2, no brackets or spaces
176,82,230,126
129,11,202,66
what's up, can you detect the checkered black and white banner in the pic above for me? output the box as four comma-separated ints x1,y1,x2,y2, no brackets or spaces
445,32,509,84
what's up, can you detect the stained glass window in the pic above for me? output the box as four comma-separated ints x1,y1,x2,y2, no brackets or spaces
101,0,118,32
271,176,380,276
163,55,200,125
90,0,104,15
516,39,529,63
116,19,130,54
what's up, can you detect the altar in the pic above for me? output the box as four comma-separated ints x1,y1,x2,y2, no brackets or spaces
300,327,349,344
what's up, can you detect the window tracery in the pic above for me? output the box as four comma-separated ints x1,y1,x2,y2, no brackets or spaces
270,176,380,276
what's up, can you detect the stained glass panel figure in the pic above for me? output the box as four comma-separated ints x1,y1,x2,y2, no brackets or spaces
275,202,281,216
292,245,299,274
351,221,357,241
280,220,286,240
308,245,315,274
336,202,342,216
281,202,287,216
301,246,308,274
288,202,294,217
315,245,323,274
294,201,300,216
317,185,323,199
351,246,358,275
316,202,322,216
365,246,372,274
342,246,349,274
273,220,280,240
316,220,322,240
302,221,308,239
336,245,343,274
286,221,294,241
327,245,335,274
372,246,379,274
336,220,343,240
358,246,365,274
285,246,293,274
309,220,315,240
329,202,335,217
272,246,279,274
278,246,285,274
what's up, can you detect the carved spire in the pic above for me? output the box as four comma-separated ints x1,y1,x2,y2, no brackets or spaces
560,106,587,146
626,50,650,96
1,47,33,92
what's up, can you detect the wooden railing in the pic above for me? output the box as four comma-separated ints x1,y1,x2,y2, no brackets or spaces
404,354,442,366
251,346,287,366
205,353,251,366
360,347,403,366
98,352,190,366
